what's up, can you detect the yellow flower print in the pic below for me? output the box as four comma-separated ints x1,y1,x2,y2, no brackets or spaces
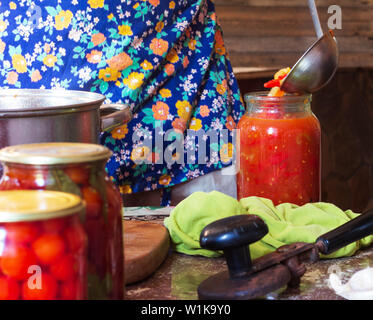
159,88,171,98
166,49,179,63
140,60,153,71
176,100,192,121
120,185,132,194
216,83,226,95
133,3,140,9
107,13,114,20
220,143,234,164
12,54,27,73
188,39,197,50
88,0,105,9
118,25,133,36
169,1,175,9
9,2,17,9
98,67,121,82
155,21,164,33
0,20,7,32
43,54,58,67
131,146,150,163
54,10,73,31
111,124,129,139
123,72,144,90
159,174,171,186
189,117,202,131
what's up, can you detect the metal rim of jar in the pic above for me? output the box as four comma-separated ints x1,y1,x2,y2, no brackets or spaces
0,142,112,165
244,91,312,106
0,190,85,223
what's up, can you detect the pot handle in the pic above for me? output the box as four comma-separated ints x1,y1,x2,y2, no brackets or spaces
100,103,132,132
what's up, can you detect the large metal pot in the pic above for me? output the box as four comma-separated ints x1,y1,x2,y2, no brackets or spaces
0,89,132,147
0,89,132,175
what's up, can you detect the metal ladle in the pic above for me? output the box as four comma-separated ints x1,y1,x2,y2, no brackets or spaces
280,0,339,94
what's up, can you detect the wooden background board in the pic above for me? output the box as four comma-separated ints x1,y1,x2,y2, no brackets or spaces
214,0,373,71
123,220,170,285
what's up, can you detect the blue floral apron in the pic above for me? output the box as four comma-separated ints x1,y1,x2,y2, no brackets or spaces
0,0,244,205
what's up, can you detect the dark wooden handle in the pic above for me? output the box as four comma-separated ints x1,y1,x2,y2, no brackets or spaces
316,209,373,255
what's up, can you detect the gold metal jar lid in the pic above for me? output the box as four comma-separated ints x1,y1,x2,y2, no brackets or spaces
0,142,112,165
0,190,85,222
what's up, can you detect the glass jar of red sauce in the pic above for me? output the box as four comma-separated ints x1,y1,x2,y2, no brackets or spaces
0,143,124,300
236,92,321,205
0,190,87,300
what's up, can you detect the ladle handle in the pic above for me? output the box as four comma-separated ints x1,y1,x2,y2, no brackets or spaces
316,209,373,255
308,0,323,39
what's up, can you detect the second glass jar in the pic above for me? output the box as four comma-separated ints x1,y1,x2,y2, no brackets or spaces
0,143,124,300
236,92,321,206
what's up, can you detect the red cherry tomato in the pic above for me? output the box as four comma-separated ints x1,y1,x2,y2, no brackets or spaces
0,276,20,300
85,218,108,277
7,166,31,181
105,181,122,213
105,181,123,229
4,222,40,244
63,224,87,254
64,166,90,185
22,272,58,300
8,167,48,189
42,218,67,234
60,279,79,300
0,176,23,190
0,245,38,280
81,186,102,219
49,254,77,281
32,233,66,265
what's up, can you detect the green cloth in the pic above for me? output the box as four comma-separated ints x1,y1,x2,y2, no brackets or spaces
164,191,373,260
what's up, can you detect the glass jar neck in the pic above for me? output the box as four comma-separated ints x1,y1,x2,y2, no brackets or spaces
244,92,312,117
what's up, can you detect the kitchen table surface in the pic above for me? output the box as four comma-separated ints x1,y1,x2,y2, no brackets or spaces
123,207,373,300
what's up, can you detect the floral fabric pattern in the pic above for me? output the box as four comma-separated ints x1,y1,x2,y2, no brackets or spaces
0,0,244,205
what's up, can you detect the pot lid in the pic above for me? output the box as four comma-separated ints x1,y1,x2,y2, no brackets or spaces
0,89,105,116
0,190,84,222
0,142,112,165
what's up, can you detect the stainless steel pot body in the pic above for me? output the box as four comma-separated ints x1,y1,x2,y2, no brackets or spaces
0,89,131,148
0,89,132,175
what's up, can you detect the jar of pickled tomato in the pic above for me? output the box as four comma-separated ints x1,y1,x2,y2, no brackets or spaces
0,190,87,300
0,143,124,300
236,92,321,205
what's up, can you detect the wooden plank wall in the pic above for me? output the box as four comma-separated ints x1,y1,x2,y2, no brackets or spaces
214,0,373,74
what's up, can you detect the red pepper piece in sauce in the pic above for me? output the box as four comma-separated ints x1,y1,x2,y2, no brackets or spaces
264,79,281,88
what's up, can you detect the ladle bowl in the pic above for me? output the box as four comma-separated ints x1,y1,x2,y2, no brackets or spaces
280,30,339,94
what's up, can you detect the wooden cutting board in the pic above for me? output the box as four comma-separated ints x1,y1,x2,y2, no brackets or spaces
123,220,170,285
